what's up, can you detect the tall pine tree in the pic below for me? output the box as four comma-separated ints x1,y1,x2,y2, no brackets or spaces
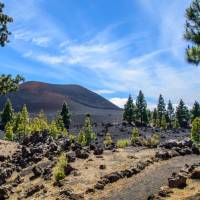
191,101,200,121
184,0,200,65
0,1,13,46
123,95,136,124
152,108,158,127
176,99,190,128
1,99,13,129
166,100,174,129
135,90,148,126
60,102,71,129
157,94,166,127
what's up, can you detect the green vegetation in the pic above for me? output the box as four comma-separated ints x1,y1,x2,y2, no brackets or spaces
53,153,67,182
131,128,139,144
78,129,87,146
30,111,49,133
0,74,24,96
123,95,136,124
166,100,174,128
1,99,13,129
135,90,148,126
173,118,180,130
157,94,166,127
4,121,13,141
191,101,200,121
184,0,200,65
176,99,190,128
49,120,60,138
0,2,13,47
191,117,200,144
116,139,130,148
160,115,167,130
104,133,113,146
140,133,160,147
60,102,71,129
82,115,96,145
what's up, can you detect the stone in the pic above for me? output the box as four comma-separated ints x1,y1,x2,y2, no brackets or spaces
62,139,71,151
12,175,23,187
85,188,95,193
158,186,173,197
42,167,52,180
192,144,200,155
155,150,171,160
0,186,10,200
190,167,200,179
94,148,103,155
94,182,104,190
64,164,74,176
104,172,121,183
99,165,106,170
66,151,76,163
32,166,43,178
168,173,187,189
25,184,44,197
0,155,7,162
75,149,89,159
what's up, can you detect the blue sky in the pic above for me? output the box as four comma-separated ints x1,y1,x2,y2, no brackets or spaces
1,0,200,108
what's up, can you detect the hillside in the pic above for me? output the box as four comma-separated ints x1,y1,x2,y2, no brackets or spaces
0,81,122,124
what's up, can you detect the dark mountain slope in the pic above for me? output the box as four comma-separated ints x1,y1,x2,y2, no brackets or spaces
0,81,122,123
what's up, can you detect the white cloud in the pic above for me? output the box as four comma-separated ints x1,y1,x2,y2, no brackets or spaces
110,98,127,108
94,90,115,95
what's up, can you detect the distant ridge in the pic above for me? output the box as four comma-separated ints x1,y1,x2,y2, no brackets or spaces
0,81,122,123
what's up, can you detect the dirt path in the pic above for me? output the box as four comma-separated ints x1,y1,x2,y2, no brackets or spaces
90,155,200,200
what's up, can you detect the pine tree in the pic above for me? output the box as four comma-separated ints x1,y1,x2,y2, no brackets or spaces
191,101,200,121
49,120,60,138
0,2,13,47
173,117,181,129
135,91,148,126
60,102,71,129
131,128,139,144
5,121,13,141
1,99,13,129
176,99,190,128
123,95,136,124
166,100,174,128
104,133,112,146
0,74,24,96
191,117,200,143
152,108,158,127
20,105,30,138
78,129,87,146
83,116,96,145
184,0,200,65
55,113,65,131
160,115,167,130
157,94,166,127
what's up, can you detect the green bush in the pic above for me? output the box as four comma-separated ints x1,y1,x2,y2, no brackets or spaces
69,133,76,142
4,122,13,141
131,128,139,144
139,133,160,147
53,153,67,182
149,133,160,147
116,139,130,148
78,130,87,146
83,116,96,145
49,120,60,138
104,133,113,146
191,117,200,144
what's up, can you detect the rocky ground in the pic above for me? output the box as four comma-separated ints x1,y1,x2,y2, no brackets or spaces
0,124,199,200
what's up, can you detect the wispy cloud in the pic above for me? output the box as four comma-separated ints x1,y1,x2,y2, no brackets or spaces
2,0,200,108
